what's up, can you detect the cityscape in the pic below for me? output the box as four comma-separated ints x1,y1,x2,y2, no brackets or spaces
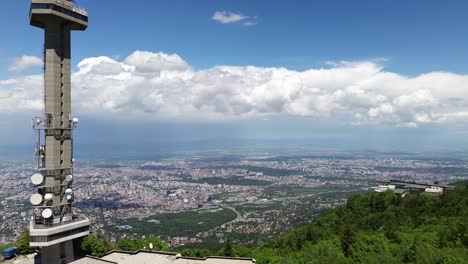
1,150,466,248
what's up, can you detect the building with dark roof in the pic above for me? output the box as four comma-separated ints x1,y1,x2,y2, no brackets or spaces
373,180,455,197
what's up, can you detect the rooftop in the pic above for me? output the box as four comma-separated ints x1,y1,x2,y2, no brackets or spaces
2,251,255,264
74,251,256,264
388,180,455,190
4,251,256,264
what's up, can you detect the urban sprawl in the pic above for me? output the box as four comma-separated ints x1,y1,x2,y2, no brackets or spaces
1,152,466,248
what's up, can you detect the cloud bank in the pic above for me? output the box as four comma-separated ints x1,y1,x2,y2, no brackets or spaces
2,51,468,127
8,55,42,72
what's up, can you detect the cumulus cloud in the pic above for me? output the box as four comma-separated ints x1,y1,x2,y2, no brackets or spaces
212,11,248,24
0,75,43,113
2,51,468,127
124,51,189,74
8,55,42,72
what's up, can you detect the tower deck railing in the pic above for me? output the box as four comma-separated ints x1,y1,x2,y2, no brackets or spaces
33,0,88,16
52,0,88,16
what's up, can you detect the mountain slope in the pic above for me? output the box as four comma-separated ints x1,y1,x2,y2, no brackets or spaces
223,184,468,263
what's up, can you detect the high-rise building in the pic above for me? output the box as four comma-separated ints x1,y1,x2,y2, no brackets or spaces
28,1,89,263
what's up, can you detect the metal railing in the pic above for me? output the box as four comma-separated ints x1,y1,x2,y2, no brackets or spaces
32,116,78,170
52,0,88,16
32,116,78,130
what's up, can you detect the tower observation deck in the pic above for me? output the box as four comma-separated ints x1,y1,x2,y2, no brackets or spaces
28,0,89,263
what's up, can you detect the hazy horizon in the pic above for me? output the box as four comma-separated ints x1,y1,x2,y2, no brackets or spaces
2,0,468,154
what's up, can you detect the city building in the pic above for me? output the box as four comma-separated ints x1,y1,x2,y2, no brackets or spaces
374,180,455,196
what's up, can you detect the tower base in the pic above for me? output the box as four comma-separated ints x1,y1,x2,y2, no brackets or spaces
37,239,81,264
30,217,90,264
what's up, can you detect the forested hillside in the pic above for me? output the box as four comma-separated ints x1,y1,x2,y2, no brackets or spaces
186,184,468,263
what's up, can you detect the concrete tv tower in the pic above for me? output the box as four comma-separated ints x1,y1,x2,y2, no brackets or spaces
28,0,89,263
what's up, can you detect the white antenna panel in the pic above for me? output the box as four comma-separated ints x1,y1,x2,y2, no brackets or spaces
31,173,44,186
42,208,53,219
30,194,43,206
44,193,53,201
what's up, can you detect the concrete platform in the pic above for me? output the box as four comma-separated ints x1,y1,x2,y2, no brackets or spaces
72,251,256,264
29,218,90,247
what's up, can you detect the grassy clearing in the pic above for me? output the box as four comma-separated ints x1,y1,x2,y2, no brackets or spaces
109,208,237,237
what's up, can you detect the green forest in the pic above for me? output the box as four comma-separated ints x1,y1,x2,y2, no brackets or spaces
248,187,468,263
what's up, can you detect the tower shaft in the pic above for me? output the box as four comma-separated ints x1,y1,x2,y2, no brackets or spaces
44,19,73,221
44,20,72,167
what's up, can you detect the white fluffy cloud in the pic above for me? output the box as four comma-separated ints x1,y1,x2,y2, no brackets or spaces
124,51,190,74
8,55,42,72
2,51,468,127
212,11,248,24
0,75,43,113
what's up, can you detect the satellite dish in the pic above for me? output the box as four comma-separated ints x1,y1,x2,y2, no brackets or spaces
31,173,44,186
66,194,73,200
30,194,43,206
65,175,73,182
42,209,53,219
44,193,53,201
65,188,73,195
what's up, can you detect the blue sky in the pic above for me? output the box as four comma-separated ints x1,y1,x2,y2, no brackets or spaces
1,0,468,150
2,0,468,75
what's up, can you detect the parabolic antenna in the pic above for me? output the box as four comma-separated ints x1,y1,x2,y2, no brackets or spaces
30,194,43,206
65,175,73,182
65,188,73,195
44,193,53,201
42,208,53,219
31,173,44,186
66,194,73,200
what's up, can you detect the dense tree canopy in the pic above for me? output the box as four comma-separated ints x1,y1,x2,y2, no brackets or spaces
248,186,468,264
81,235,110,257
